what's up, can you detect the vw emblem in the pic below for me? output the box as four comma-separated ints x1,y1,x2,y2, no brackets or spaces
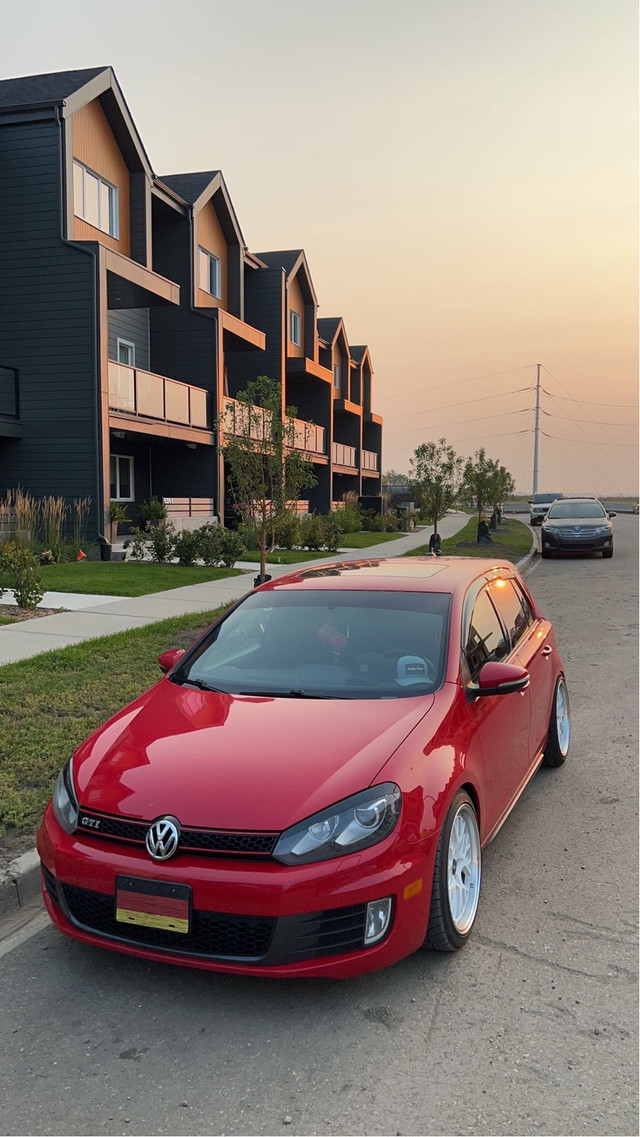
145,816,180,861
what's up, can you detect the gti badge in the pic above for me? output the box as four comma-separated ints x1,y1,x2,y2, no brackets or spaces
145,816,180,861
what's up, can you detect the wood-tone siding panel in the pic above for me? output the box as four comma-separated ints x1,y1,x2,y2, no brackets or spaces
71,101,131,256
196,202,228,309
0,119,100,531
108,309,150,369
287,275,304,357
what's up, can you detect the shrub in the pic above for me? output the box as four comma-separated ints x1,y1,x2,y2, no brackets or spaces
237,521,258,550
122,527,148,562
140,498,168,526
173,529,200,566
147,522,176,563
322,519,341,552
298,515,328,550
219,529,246,568
0,543,44,609
273,512,300,549
332,506,361,534
192,523,223,566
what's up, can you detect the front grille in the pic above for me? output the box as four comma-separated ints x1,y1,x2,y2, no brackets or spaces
61,882,276,959
50,876,375,965
77,811,278,858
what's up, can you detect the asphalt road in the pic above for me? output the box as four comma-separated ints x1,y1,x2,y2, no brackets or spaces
1,517,637,1137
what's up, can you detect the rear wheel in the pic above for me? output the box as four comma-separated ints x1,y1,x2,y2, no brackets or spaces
543,675,571,767
425,791,481,951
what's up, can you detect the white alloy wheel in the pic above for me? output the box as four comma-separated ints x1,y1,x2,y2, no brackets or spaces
447,801,481,935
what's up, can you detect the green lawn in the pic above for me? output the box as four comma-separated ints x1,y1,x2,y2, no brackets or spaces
241,530,406,564
0,607,226,846
406,516,533,562
4,560,244,597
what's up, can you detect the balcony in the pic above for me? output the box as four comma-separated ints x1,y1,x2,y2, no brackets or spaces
362,449,379,472
109,362,210,429
223,397,326,458
333,442,357,468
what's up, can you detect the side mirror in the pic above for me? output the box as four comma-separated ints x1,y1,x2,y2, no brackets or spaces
158,648,186,674
608,511,617,518
470,660,530,698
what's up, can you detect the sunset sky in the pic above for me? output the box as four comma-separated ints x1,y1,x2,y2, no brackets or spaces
3,0,638,494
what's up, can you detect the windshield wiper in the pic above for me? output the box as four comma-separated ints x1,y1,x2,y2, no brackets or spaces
238,689,343,700
176,676,226,693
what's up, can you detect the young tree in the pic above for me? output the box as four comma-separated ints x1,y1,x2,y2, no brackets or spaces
487,463,515,522
463,450,515,539
408,438,463,538
220,376,317,583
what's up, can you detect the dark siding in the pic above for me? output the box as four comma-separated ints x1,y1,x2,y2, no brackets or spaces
129,171,150,266
227,267,284,395
149,306,216,391
108,309,150,368
0,117,100,531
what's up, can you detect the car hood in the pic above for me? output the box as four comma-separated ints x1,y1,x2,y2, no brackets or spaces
544,518,610,528
74,679,435,831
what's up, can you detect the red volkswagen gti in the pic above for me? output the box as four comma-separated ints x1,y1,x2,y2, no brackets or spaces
38,557,570,978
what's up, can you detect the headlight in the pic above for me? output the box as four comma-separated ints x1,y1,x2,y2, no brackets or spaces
52,756,78,834
593,526,610,535
273,784,401,865
544,526,560,534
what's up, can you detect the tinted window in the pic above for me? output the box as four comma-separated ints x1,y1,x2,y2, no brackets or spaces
466,588,509,681
178,589,452,699
488,579,531,649
547,501,606,519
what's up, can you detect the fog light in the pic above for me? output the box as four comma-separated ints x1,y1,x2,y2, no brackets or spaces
364,897,393,945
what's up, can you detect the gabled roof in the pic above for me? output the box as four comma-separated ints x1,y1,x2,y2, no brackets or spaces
158,170,246,247
0,67,108,108
256,249,319,308
255,249,304,276
0,66,153,176
159,172,221,206
350,346,372,367
317,317,343,345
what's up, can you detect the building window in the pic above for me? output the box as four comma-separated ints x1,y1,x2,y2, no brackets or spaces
333,363,341,390
116,339,135,366
73,160,119,237
290,310,301,347
110,454,134,501
198,248,221,299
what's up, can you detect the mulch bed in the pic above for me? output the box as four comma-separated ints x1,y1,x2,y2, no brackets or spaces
0,605,61,624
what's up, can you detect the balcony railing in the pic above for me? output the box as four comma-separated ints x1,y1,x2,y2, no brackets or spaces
332,442,357,467
108,362,210,429
362,449,378,471
223,397,325,455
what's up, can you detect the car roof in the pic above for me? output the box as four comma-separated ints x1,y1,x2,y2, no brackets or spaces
548,496,603,506
258,557,519,594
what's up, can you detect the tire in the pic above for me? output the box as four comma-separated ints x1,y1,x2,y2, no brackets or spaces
602,546,613,559
425,791,481,951
543,675,571,767
541,549,553,559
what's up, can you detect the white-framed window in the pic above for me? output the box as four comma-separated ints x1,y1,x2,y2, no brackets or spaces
198,248,222,299
333,362,341,390
110,454,134,501
73,160,119,237
290,309,301,347
116,339,135,366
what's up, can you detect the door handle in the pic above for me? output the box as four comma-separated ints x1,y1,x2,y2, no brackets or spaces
541,645,553,656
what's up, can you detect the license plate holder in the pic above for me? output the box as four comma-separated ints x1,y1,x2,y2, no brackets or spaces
115,875,191,934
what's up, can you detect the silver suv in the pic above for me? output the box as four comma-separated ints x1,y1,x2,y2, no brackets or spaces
529,491,564,526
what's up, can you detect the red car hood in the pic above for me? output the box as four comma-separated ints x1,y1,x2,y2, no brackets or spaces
74,679,435,831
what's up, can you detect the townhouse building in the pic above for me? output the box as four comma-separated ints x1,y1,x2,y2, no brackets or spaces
0,66,382,538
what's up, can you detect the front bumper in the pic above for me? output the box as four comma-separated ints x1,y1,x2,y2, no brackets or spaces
541,529,612,553
37,803,436,978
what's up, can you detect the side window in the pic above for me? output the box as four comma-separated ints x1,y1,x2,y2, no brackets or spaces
466,588,508,681
488,579,532,650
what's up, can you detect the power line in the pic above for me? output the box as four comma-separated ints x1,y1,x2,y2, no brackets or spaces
541,408,638,428
386,386,534,423
547,367,639,385
541,431,637,447
542,387,638,409
386,407,530,438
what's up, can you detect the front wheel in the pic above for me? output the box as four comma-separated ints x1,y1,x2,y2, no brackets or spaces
543,675,571,767
425,791,481,951
602,546,613,559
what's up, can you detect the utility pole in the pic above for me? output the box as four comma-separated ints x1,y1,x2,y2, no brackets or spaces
532,362,541,496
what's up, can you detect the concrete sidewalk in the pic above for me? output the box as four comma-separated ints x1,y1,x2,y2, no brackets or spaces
0,515,472,667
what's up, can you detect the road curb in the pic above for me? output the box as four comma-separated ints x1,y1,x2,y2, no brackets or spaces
0,848,41,921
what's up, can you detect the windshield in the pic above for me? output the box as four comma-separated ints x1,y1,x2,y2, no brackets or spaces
175,589,452,699
533,493,563,504
547,502,606,519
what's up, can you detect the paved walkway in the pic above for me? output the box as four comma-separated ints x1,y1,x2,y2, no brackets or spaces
0,516,472,666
